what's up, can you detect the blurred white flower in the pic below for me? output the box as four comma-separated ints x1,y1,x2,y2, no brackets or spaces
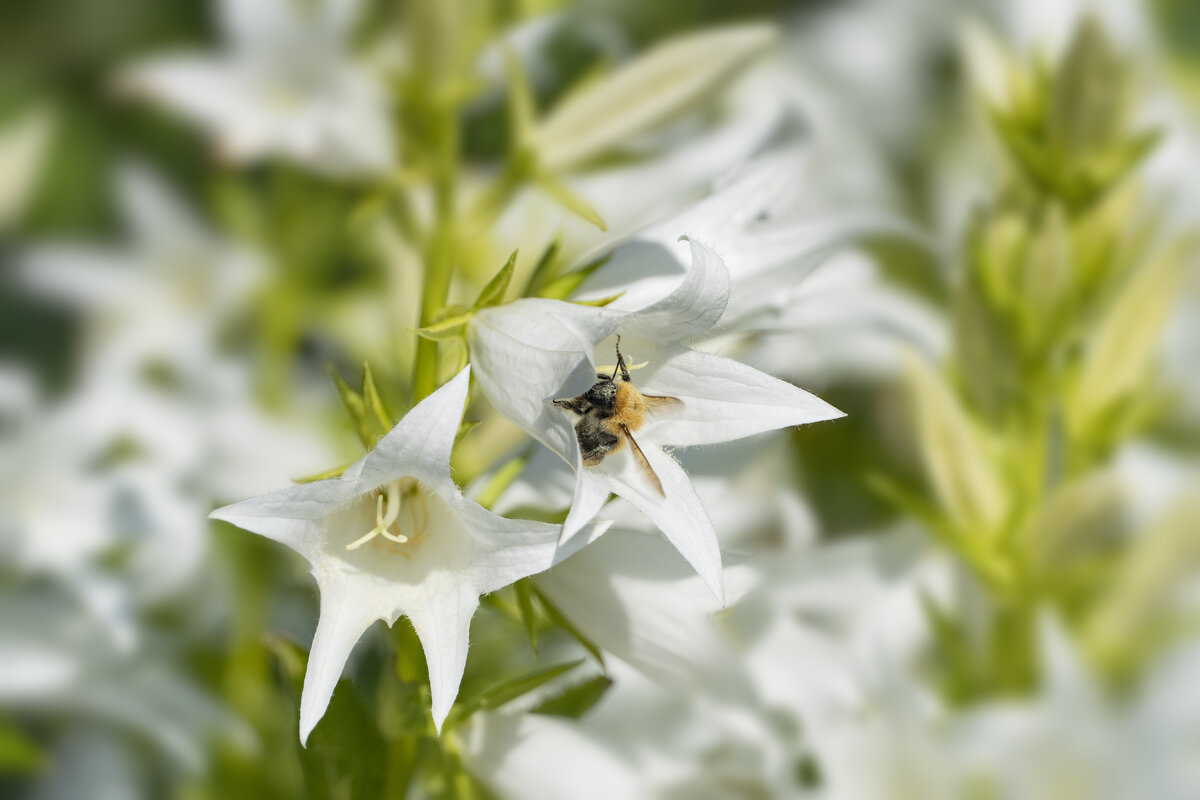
118,0,392,176
0,581,247,774
210,368,594,739
469,240,842,601
458,710,650,800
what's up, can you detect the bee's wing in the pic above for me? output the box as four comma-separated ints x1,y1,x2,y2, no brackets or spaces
642,394,683,414
620,424,665,497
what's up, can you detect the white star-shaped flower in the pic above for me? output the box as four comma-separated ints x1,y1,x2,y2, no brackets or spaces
467,239,843,602
118,0,392,177
210,367,579,739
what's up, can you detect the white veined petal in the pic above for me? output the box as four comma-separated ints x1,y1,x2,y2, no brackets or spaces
638,345,844,447
469,298,619,460
617,239,730,343
357,366,470,494
453,500,566,594
403,581,481,733
208,478,360,559
534,530,750,694
599,444,724,604
560,466,612,545
535,24,777,171
459,712,651,800
298,571,382,744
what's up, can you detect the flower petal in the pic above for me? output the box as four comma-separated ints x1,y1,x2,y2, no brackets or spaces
638,345,844,447
404,582,481,733
452,500,565,594
597,443,724,604
208,478,361,558
534,530,750,695
459,712,650,800
357,365,470,494
560,466,612,546
469,299,618,460
617,239,730,343
299,571,381,745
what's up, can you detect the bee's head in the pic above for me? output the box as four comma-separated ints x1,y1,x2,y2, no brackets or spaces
583,378,617,406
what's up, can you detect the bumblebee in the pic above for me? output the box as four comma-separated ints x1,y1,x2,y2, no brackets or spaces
553,337,681,496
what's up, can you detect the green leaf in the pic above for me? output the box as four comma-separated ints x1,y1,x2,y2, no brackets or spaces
455,418,480,445
473,250,518,310
532,585,606,667
515,579,539,656
530,675,613,719
535,254,612,301
362,362,393,433
0,718,45,775
330,366,373,448
902,353,1009,536
448,660,584,728
523,239,561,296
414,309,474,341
1068,239,1191,440
294,461,354,483
535,171,607,230
573,292,624,307
504,47,536,149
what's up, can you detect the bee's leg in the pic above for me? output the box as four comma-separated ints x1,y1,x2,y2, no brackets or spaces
614,335,631,382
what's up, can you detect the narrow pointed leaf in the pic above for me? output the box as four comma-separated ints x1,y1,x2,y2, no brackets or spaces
536,172,607,230
515,578,539,656
329,366,372,448
530,675,613,719
536,254,611,300
474,249,519,310
362,362,393,432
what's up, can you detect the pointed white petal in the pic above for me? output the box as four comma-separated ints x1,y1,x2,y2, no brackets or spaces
599,443,724,604
468,299,618,460
560,462,611,545
299,573,381,744
534,530,749,695
453,500,563,594
618,239,730,342
640,346,844,447
405,583,480,733
119,57,276,161
357,366,470,493
459,712,651,800
208,478,361,557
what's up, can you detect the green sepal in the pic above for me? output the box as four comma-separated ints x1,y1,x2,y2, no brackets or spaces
530,675,613,719
329,365,374,448
473,250,518,310
414,305,473,341
294,461,354,484
445,660,584,730
535,171,607,231
536,254,611,301
532,585,606,667
515,578,539,656
573,292,624,307
362,362,393,433
455,418,480,445
523,239,561,296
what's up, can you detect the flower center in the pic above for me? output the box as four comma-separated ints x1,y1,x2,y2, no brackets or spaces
345,478,428,551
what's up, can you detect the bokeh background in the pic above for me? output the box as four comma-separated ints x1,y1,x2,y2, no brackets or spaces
3,0,1200,798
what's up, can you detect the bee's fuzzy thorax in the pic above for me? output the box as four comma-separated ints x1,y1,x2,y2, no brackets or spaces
613,381,647,431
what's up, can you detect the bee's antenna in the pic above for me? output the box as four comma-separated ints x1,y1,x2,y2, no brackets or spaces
613,335,630,382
